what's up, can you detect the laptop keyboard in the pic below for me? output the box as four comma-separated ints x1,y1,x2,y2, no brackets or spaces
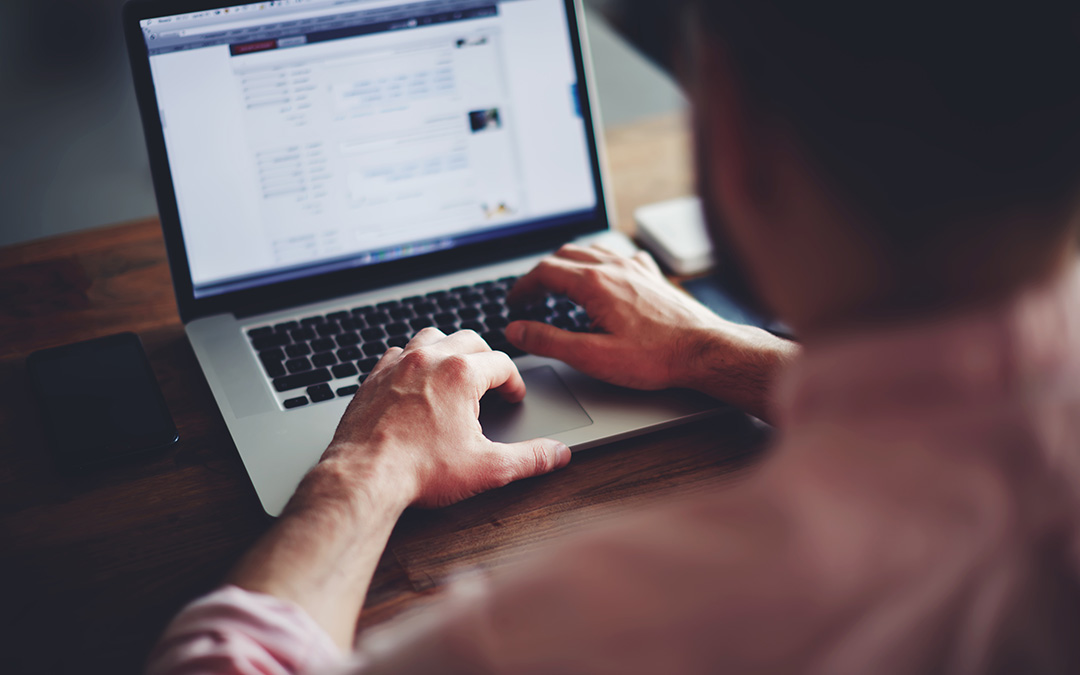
245,276,593,410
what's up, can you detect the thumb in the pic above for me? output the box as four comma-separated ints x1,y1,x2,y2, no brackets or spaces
505,320,605,365
492,438,572,485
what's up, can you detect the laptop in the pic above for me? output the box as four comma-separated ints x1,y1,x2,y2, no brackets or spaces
123,0,722,516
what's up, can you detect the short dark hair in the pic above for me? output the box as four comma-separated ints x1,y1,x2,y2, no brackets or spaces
609,1,1080,246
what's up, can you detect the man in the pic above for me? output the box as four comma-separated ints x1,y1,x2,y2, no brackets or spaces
148,1,1080,673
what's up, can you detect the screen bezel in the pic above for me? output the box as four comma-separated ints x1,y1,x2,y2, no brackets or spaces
123,0,612,323
26,333,180,471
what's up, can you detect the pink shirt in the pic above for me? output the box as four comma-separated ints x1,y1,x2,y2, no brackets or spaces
148,265,1080,674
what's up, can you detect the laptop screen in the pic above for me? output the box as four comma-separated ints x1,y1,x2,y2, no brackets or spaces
139,0,601,299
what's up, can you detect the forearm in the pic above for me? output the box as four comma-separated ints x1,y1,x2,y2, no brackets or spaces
678,324,799,424
228,450,414,650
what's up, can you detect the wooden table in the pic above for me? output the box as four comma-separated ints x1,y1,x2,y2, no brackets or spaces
0,114,767,674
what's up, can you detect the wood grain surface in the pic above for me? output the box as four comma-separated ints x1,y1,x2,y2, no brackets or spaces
0,114,766,674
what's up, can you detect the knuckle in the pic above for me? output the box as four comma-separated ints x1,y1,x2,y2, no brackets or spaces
529,443,551,475
398,348,432,371
581,266,607,288
537,259,559,275
441,353,473,381
415,326,443,340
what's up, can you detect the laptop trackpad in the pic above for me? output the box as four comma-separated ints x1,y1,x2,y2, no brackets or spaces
480,366,593,444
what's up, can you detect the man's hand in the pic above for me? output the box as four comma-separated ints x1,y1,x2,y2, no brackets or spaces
507,244,798,422
323,327,572,509
230,329,571,649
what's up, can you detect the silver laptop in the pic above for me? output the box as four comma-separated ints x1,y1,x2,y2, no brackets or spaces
124,0,721,516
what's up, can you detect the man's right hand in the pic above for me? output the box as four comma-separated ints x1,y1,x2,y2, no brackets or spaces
506,244,798,422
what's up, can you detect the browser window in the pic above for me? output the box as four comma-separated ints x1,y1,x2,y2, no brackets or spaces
141,0,599,298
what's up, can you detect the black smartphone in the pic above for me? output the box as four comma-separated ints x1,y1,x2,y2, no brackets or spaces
26,332,179,472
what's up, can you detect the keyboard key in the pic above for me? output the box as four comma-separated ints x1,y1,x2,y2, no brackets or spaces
387,336,409,348
286,343,311,358
461,292,484,305
438,297,463,310
368,311,391,326
458,307,482,321
248,326,274,338
286,357,313,374
316,322,341,336
425,290,449,300
553,316,576,330
311,338,336,353
274,320,300,333
481,303,505,316
410,316,436,331
259,347,285,362
436,321,459,333
337,384,360,397
414,301,438,314
262,360,287,378
357,357,379,374
252,333,290,350
451,285,470,294
362,341,388,357
332,362,358,378
340,317,363,331
482,330,506,345
390,307,413,320
485,315,509,329
307,383,335,403
336,346,362,362
327,311,349,322
312,352,337,368
460,321,485,333
376,300,399,311
554,300,577,315
402,296,423,305
361,327,386,341
284,396,309,409
290,328,316,342
434,312,457,325
386,322,410,336
300,316,324,326
352,305,375,316
336,332,361,347
274,368,332,392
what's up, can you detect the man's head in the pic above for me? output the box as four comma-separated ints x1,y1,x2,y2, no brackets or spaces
607,2,1080,334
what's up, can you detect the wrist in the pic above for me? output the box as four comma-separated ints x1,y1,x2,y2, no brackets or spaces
287,442,418,523
675,324,799,423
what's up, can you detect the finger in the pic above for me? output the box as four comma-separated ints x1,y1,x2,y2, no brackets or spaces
369,347,404,377
504,320,612,370
634,250,663,274
468,351,527,403
507,257,590,307
405,327,446,350
488,438,572,486
431,329,492,355
554,243,605,263
589,243,623,259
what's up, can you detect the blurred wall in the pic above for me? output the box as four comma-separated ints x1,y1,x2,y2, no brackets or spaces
0,0,683,247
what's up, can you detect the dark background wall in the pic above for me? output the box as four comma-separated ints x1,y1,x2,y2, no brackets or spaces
0,0,683,247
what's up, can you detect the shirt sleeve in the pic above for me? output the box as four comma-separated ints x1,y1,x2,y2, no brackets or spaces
146,585,345,675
